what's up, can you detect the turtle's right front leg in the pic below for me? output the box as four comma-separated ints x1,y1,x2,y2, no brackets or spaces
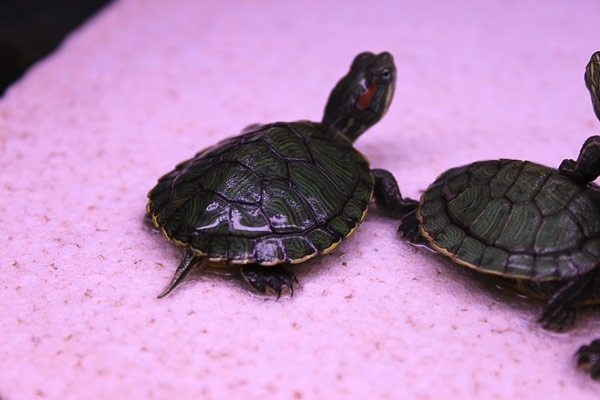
576,339,600,380
397,207,428,245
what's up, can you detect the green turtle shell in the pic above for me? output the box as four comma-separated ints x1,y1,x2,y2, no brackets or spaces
417,159,600,281
147,121,373,265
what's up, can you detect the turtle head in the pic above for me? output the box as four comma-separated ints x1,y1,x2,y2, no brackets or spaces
322,51,396,142
585,51,600,122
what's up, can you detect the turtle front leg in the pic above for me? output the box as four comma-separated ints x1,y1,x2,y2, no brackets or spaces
240,265,298,298
538,269,597,331
372,169,418,218
397,207,429,245
563,53,600,183
558,135,600,184
576,339,600,380
369,169,423,243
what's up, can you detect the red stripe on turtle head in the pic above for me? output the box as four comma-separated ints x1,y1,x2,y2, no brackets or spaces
357,83,377,110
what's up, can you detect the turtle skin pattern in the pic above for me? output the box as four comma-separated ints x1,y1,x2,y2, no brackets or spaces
147,121,373,266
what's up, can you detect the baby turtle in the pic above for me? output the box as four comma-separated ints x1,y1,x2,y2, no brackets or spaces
398,51,600,380
147,52,411,298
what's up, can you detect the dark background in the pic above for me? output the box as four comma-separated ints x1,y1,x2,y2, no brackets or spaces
0,0,112,96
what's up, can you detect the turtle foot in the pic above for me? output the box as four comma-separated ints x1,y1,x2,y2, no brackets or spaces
576,339,600,380
240,265,299,298
398,208,426,244
539,271,596,331
538,306,576,332
558,135,600,184
372,169,419,218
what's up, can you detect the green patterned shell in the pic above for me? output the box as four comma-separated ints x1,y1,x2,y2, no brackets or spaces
417,159,600,281
147,121,373,265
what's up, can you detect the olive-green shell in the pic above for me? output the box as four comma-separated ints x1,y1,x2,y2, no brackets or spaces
147,121,373,265
417,159,600,281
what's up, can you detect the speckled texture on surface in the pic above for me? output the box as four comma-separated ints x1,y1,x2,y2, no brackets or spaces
2,0,600,399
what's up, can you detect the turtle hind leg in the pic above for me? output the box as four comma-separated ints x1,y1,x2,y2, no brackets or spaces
538,270,597,331
371,169,419,218
240,264,298,298
157,248,203,298
558,135,600,184
576,339,600,380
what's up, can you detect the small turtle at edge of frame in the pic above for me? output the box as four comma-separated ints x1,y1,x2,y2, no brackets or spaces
146,51,413,299
397,51,600,380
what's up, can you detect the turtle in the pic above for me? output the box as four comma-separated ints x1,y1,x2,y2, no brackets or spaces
397,51,600,380
146,51,413,299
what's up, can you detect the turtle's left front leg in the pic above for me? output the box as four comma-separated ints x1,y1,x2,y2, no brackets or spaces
371,169,418,218
563,53,600,183
559,135,600,184
539,269,597,331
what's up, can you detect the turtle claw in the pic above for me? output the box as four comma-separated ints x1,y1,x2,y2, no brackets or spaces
398,208,426,244
576,339,600,380
240,265,299,298
538,307,576,332
538,290,579,332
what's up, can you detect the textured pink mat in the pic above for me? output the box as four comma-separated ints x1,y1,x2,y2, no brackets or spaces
2,0,600,398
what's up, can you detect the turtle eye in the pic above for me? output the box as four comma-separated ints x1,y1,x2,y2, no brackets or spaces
379,68,392,81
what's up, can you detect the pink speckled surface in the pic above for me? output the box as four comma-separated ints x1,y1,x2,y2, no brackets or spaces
2,0,600,398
